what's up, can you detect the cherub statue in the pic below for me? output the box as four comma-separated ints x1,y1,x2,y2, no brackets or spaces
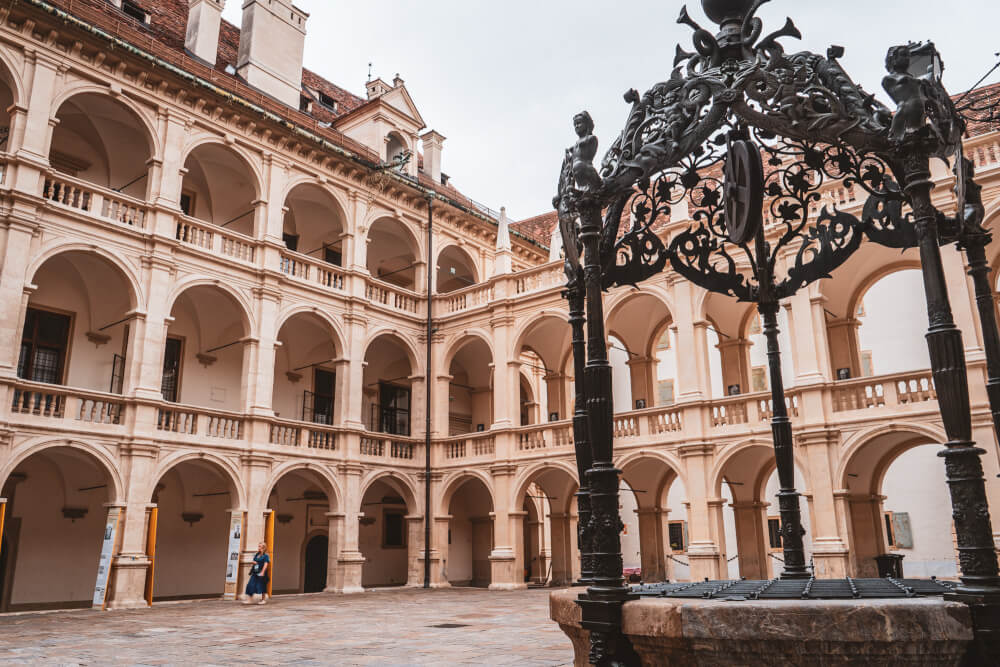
570,111,603,194
882,45,928,143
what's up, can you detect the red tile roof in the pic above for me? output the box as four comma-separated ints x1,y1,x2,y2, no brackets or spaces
962,81,1000,137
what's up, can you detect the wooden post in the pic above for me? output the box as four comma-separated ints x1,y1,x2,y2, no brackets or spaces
144,506,158,607
264,509,275,598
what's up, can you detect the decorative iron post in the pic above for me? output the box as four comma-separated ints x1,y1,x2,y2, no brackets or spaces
564,268,595,586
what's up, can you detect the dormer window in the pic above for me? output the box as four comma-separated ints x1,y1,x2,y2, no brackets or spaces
299,96,313,114
109,0,150,25
386,133,408,167
317,92,338,112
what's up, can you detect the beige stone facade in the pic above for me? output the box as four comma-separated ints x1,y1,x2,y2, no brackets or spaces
0,0,999,612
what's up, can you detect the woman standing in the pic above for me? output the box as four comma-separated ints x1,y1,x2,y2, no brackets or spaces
243,542,270,605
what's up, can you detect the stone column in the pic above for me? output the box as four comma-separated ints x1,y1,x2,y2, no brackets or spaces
406,514,424,586
334,464,365,593
106,443,159,609
672,279,708,401
544,372,568,421
433,515,453,587
679,444,721,580
842,492,886,578
626,356,657,409
16,49,61,166
340,314,368,430
826,318,861,379
490,313,516,428
245,286,281,417
798,430,850,578
0,220,37,376
730,501,769,580
717,338,752,396
487,463,521,589
636,508,667,582
548,511,573,585
323,512,344,592
435,373,453,437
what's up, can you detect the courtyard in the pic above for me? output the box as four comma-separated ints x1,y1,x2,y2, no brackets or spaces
0,588,572,666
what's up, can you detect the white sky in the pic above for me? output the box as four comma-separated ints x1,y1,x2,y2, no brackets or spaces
222,1,1000,221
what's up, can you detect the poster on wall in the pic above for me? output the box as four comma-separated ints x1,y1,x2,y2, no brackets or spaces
223,512,245,600
92,506,122,609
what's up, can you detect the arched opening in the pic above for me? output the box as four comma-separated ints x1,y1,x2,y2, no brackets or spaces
359,477,413,588
445,477,494,587
522,487,550,584
620,456,685,583
265,468,335,595
48,93,153,199
841,431,956,578
366,218,420,290
447,337,493,434
852,270,928,378
19,251,136,399
607,292,673,409
436,245,478,293
514,316,571,423
704,296,753,398
181,144,258,236
513,466,579,585
150,459,239,601
519,369,539,426
281,183,346,266
386,131,408,165
273,313,341,424
745,308,796,393
717,444,810,580
0,63,16,153
363,334,416,435
0,446,116,611
163,286,249,413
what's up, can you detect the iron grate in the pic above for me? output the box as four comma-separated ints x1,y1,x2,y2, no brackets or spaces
631,577,957,601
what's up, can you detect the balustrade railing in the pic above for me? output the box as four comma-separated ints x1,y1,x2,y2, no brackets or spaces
365,277,420,314
437,282,495,315
9,381,125,425
442,433,496,461
175,215,256,263
279,251,345,292
833,370,936,412
514,261,564,295
515,422,573,452
43,172,148,230
156,404,243,440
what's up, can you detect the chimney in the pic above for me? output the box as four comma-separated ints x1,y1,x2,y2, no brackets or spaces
366,78,391,99
236,0,309,108
185,0,225,66
420,130,446,184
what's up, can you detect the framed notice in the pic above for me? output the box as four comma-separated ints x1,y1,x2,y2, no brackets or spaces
223,512,245,600
92,506,122,609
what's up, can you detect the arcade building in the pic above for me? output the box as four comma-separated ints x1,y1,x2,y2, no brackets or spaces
0,0,998,611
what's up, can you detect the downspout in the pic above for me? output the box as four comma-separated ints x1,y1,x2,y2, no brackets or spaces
424,194,434,588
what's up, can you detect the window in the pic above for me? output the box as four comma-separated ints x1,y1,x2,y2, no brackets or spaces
19,308,72,384
180,190,196,217
120,0,149,23
884,512,896,549
667,521,687,552
317,92,338,111
306,368,335,425
376,383,411,436
383,510,406,548
299,96,313,114
323,246,342,266
282,233,299,252
161,337,183,402
767,516,783,551
751,366,768,393
861,350,875,378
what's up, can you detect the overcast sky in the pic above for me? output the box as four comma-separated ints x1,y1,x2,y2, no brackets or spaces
222,1,1000,221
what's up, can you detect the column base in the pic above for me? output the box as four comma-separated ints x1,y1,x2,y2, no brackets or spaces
329,552,366,594
488,548,525,590
106,554,151,610
811,538,850,578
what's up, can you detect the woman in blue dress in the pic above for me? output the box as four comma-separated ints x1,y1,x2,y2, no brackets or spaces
243,542,270,605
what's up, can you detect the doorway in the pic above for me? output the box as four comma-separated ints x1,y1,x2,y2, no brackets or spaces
303,534,328,593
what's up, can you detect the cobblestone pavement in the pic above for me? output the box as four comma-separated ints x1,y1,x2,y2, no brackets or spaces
0,587,574,666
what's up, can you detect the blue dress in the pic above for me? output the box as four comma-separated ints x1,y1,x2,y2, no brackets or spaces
245,553,270,596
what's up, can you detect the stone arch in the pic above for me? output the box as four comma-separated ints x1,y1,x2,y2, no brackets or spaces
442,330,495,374
274,305,346,358
279,176,351,218
605,287,676,358
435,243,480,293
165,277,255,338
836,422,946,493
179,136,264,199
511,311,572,372
359,470,420,514
49,86,160,159
511,460,579,514
26,242,144,313
437,469,496,516
280,180,350,261
149,451,246,509
0,48,26,109
364,215,423,290
843,260,924,322
258,462,343,513
0,438,124,504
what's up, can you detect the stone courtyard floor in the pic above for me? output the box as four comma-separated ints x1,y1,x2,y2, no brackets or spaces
0,587,574,666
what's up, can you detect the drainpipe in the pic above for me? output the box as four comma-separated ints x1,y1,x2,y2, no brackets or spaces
424,194,434,589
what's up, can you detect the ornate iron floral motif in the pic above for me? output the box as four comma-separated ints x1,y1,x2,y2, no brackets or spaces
554,0,1000,663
